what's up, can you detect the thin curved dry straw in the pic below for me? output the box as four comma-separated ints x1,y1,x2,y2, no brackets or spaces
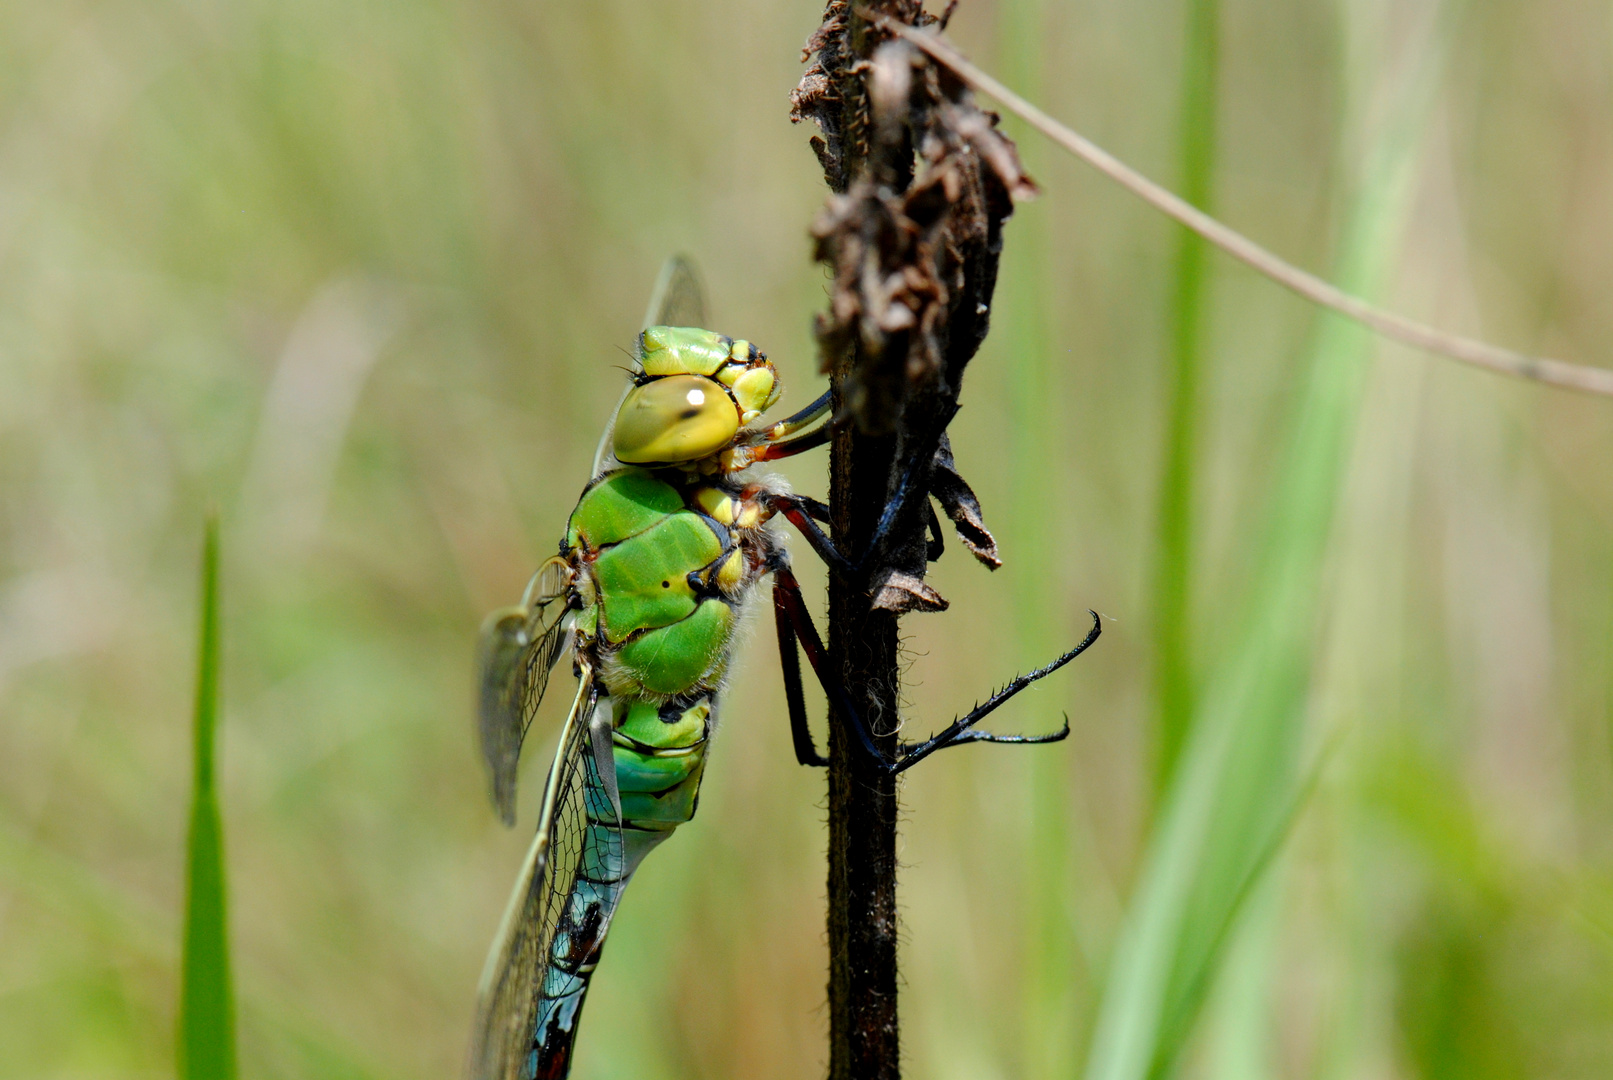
874,16,1613,399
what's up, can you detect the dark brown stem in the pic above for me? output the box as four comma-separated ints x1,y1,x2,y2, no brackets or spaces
819,5,909,1075
793,3,1035,1076
826,422,902,1080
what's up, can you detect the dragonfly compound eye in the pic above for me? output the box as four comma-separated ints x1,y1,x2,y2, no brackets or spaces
613,374,741,464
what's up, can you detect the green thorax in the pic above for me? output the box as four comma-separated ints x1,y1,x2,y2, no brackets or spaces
565,468,685,550
566,468,737,698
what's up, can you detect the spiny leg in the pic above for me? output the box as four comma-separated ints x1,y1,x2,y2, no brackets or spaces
892,611,1102,774
742,390,833,462
769,563,1101,773
751,422,829,462
856,401,960,574
745,391,1093,771
726,392,833,470
739,388,905,578
766,494,855,580
747,402,954,581
764,491,943,584
770,560,899,770
773,578,829,767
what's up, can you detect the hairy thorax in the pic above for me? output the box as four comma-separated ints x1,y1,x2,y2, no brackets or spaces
564,467,778,702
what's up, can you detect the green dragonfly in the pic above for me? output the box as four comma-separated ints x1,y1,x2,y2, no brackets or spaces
466,258,1101,1080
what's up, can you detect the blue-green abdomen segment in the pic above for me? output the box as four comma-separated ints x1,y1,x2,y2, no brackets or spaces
528,743,626,1080
613,697,710,828
526,697,713,1080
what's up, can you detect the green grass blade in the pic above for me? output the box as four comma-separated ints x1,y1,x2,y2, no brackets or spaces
1084,5,1457,1076
179,514,238,1080
995,5,1086,1075
1151,0,1220,801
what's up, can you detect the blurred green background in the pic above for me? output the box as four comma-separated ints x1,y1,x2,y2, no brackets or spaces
5,0,1613,1077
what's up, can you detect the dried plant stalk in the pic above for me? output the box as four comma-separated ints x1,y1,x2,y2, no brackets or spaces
792,3,1036,1075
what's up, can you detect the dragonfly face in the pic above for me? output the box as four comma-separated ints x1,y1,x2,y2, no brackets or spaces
611,327,782,465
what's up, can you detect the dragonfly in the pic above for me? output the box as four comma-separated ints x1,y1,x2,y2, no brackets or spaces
466,257,1102,1080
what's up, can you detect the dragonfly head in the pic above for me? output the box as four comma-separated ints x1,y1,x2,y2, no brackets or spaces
612,326,782,465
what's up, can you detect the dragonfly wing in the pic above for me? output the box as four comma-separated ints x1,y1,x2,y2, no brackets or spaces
643,254,706,330
477,556,574,825
468,666,598,1080
592,256,709,476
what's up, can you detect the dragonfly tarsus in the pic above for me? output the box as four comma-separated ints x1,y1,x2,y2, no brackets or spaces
891,611,1102,773
855,402,960,574
771,563,1100,774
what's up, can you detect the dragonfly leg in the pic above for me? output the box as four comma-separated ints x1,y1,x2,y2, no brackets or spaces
852,400,960,576
750,389,832,444
891,611,1102,774
752,422,830,462
765,489,945,587
769,561,1098,772
743,390,834,463
773,578,829,767
753,404,959,585
770,559,901,771
765,494,857,580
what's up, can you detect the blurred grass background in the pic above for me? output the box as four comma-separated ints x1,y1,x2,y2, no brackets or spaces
4,0,1613,1077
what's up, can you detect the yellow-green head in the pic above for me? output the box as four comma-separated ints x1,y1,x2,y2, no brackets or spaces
611,326,782,465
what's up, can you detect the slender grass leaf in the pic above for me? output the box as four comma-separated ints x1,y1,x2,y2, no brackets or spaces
1151,0,1220,801
1084,4,1459,1077
179,514,238,1080
994,4,1090,1075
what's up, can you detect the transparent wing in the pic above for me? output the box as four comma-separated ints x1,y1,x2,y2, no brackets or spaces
643,253,706,330
592,256,708,476
477,556,575,825
467,665,597,1080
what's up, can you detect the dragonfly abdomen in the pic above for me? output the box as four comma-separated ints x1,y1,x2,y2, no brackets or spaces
525,749,627,1080
613,696,712,830
525,694,713,1079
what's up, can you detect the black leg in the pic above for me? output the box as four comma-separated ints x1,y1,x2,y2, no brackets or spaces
795,495,831,524
769,561,1100,775
773,579,828,767
892,611,1102,773
858,401,959,572
742,390,833,460
769,407,957,583
771,562,900,770
761,389,832,439
767,495,856,580
925,499,944,562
